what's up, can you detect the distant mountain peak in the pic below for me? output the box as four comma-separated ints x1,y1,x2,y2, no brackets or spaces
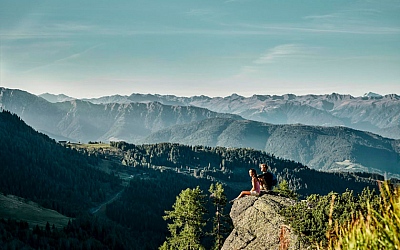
228,93,242,97
224,93,245,101
39,93,75,103
363,92,382,98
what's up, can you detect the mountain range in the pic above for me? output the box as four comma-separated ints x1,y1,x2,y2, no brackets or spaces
0,88,240,142
39,91,400,140
1,87,399,176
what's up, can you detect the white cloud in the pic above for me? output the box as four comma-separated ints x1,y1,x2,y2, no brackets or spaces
22,44,103,73
301,4,400,35
234,22,400,35
1,21,99,41
231,43,322,81
254,44,315,64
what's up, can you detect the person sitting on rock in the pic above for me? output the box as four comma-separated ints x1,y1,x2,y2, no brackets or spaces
230,168,260,203
258,163,277,191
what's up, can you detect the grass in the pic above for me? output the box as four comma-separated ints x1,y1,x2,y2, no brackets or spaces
0,193,71,229
321,181,400,250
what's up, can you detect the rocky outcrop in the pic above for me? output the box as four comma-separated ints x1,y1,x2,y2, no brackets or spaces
222,193,309,250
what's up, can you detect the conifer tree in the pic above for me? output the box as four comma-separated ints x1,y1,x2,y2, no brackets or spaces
274,179,299,200
209,183,230,250
160,186,207,250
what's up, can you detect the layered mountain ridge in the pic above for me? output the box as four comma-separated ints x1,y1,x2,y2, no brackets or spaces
143,118,400,175
39,91,400,139
2,87,399,176
1,88,241,142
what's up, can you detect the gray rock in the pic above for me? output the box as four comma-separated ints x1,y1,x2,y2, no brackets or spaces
222,194,310,250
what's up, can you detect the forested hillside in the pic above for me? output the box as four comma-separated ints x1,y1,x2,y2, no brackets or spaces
143,118,400,176
0,110,149,248
0,110,122,216
0,110,231,249
109,141,380,197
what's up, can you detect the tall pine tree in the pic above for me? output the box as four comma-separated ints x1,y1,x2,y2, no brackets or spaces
209,183,230,250
160,186,207,250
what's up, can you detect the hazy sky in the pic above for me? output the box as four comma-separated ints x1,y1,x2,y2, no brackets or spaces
1,0,399,98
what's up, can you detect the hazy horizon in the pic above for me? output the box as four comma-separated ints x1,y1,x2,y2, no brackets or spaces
2,86,396,100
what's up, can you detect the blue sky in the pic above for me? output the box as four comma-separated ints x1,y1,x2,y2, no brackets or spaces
1,0,399,98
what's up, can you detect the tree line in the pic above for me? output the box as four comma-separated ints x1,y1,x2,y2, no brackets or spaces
110,141,378,197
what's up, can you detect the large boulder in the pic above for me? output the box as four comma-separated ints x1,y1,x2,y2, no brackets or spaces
222,194,309,250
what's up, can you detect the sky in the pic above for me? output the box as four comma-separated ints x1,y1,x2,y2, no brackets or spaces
1,0,399,98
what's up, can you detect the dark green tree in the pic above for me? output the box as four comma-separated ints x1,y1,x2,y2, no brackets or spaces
273,179,299,200
160,186,207,250
209,183,230,250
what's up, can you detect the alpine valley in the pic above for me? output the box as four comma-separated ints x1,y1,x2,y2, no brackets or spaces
0,108,384,249
1,87,399,249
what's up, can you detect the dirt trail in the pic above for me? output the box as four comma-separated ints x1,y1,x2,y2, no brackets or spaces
90,189,124,214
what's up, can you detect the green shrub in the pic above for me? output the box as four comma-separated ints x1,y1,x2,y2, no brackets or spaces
324,182,400,250
281,187,378,247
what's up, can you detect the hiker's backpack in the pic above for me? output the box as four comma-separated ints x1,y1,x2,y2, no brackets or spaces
265,172,278,189
271,172,278,187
